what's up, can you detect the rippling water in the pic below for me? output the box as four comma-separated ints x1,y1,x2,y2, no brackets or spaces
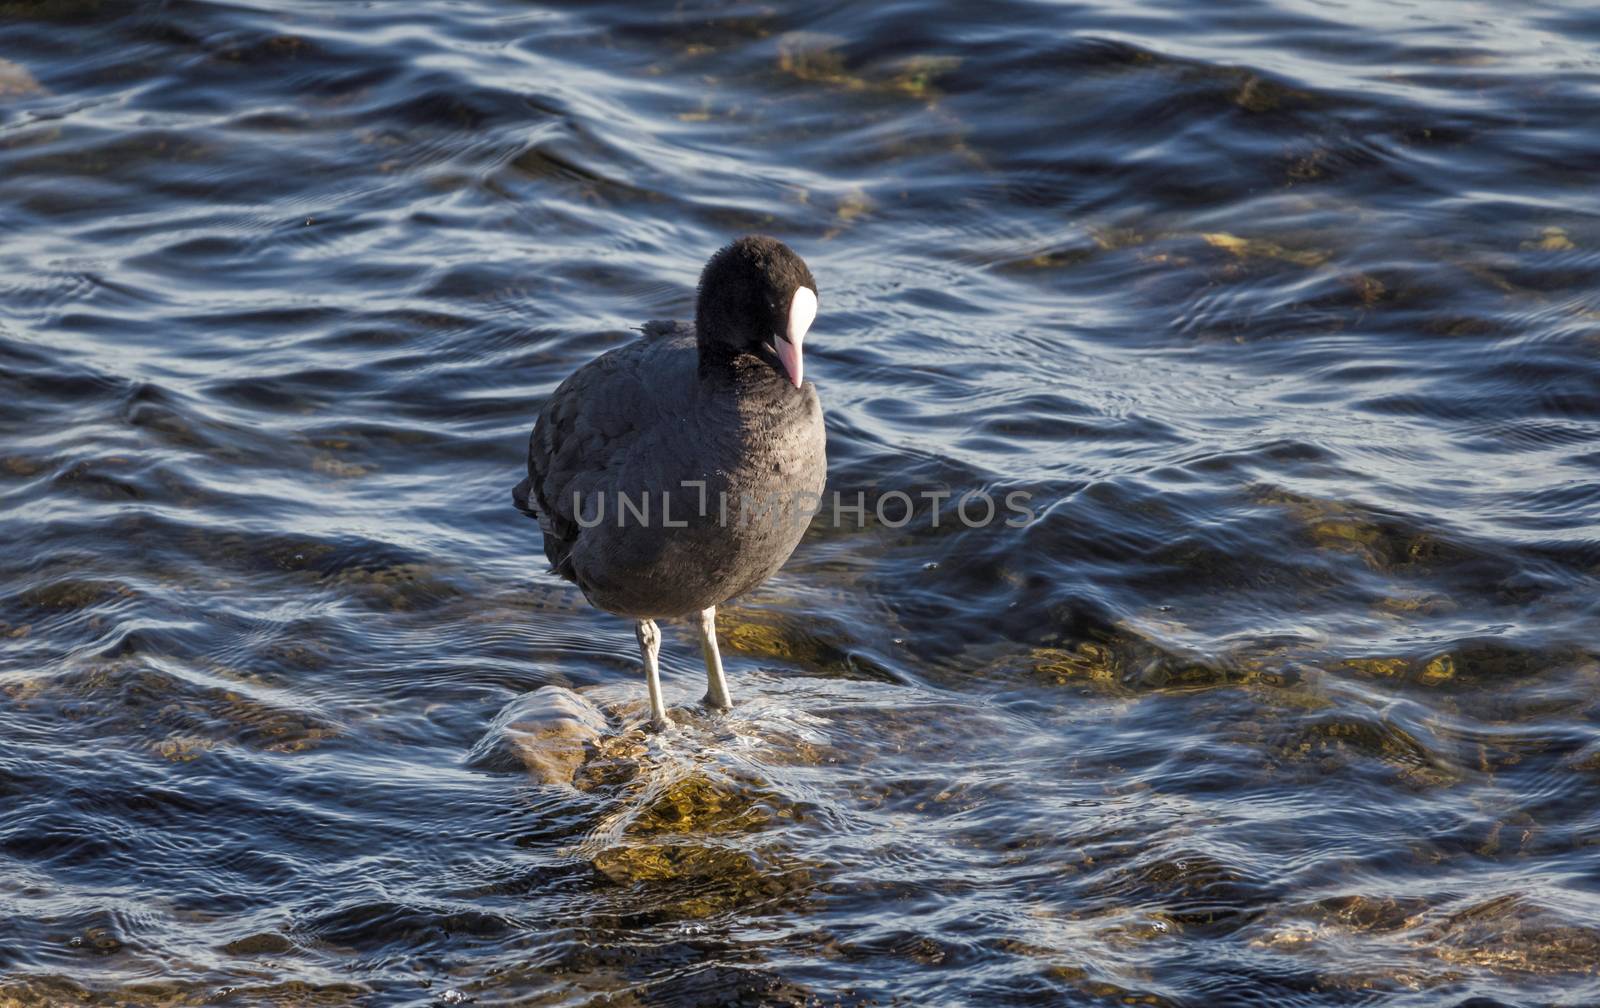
4,1,1600,1005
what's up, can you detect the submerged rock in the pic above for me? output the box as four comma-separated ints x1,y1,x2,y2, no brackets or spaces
466,686,610,785
0,58,43,98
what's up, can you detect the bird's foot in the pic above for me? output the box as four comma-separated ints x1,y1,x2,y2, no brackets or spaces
648,714,673,733
700,692,732,713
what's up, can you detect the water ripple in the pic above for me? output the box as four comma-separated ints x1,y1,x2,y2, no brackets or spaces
3,0,1600,1004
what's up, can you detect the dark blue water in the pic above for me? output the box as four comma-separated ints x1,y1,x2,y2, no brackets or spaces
3,1,1600,1005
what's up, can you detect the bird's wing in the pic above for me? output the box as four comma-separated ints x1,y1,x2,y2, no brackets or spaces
516,324,694,580
637,319,683,341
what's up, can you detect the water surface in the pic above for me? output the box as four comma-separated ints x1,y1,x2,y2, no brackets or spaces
3,0,1600,1005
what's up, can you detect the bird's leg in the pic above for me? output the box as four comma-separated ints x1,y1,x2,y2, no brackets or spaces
697,606,732,711
636,619,669,731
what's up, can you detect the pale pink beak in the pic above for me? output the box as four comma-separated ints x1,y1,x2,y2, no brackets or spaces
777,286,817,389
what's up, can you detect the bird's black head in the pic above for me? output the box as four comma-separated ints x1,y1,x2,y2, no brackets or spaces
695,235,818,388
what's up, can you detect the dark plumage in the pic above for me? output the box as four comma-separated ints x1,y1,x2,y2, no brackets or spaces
512,236,825,728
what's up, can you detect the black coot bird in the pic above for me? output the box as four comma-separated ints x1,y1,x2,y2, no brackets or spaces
512,236,825,729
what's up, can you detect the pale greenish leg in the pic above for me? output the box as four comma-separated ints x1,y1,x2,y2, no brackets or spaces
635,619,669,730
697,606,732,711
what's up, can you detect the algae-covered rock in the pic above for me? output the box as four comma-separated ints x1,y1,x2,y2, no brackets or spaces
1522,226,1576,251
1201,231,1329,267
776,31,959,100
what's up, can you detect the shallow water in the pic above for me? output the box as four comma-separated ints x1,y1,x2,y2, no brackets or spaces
3,1,1600,1005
